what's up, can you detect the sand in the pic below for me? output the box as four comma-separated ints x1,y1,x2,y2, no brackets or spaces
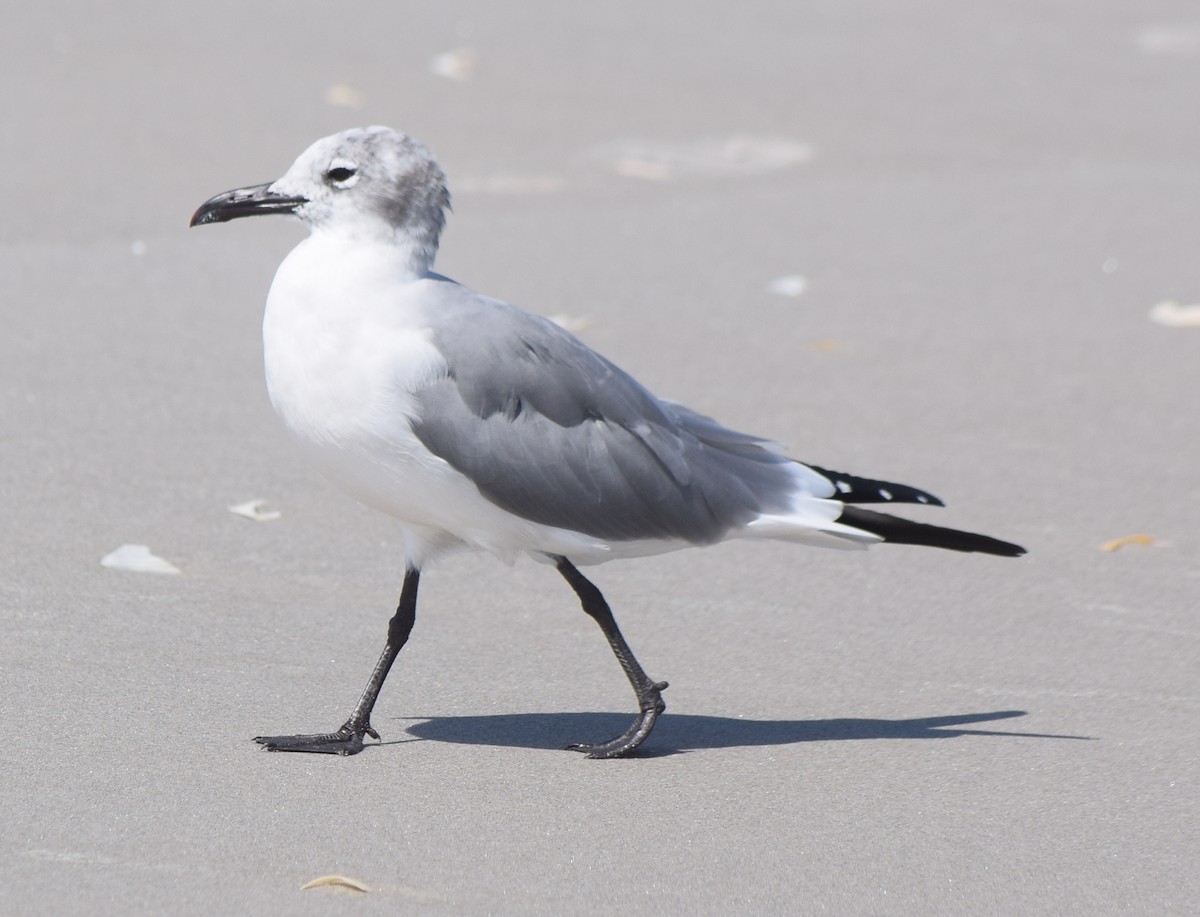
2,3,1197,913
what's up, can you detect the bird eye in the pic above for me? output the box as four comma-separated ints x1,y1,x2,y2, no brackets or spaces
326,165,358,185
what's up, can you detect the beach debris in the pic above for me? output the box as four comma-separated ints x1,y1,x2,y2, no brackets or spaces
100,544,181,574
324,84,366,109
1148,300,1200,328
301,875,370,893
1099,534,1155,552
228,499,282,522
598,136,813,181
767,275,808,298
429,48,475,81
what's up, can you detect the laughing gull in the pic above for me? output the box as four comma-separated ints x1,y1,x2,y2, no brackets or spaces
191,127,1024,759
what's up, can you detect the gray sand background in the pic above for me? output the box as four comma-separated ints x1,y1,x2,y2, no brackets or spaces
2,2,1198,913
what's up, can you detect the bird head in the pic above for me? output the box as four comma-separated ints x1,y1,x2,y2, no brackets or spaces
190,127,451,251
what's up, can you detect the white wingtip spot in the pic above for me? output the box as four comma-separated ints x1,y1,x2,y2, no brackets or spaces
917,495,930,504
878,488,893,500
836,481,852,494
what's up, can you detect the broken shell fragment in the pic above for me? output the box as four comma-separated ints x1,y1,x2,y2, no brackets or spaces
100,544,181,574
228,499,282,522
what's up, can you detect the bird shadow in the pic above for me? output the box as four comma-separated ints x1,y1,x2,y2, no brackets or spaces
388,709,1092,757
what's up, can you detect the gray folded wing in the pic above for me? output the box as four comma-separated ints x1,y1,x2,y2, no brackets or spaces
410,282,808,544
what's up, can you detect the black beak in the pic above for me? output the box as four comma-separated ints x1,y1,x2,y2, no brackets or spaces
189,183,308,227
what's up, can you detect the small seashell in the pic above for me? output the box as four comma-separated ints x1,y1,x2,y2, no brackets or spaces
100,544,181,574
228,499,282,522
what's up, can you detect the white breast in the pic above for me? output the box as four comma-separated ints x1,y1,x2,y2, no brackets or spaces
263,236,449,514
260,233,616,566
264,235,439,430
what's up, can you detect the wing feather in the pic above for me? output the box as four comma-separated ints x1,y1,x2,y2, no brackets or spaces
409,280,801,543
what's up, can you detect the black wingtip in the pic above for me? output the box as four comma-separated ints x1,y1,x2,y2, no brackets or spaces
839,506,1026,557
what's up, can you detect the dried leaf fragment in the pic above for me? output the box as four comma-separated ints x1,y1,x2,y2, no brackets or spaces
301,875,370,893
1099,534,1155,552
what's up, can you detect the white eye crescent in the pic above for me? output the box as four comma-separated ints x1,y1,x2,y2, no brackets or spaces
325,159,359,188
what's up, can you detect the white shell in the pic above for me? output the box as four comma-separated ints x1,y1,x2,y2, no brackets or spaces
100,544,181,575
228,499,282,522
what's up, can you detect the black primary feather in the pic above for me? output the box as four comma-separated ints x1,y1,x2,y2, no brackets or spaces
838,506,1026,556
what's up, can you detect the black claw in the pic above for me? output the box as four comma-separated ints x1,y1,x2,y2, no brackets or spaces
252,722,374,755
565,727,651,759
566,681,667,758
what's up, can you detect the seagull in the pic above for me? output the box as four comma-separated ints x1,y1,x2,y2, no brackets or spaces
191,127,1024,759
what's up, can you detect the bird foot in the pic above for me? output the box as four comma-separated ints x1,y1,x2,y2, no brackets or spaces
254,720,379,756
567,680,668,758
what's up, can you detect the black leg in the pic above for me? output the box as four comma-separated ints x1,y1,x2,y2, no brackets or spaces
255,567,420,755
556,557,667,759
